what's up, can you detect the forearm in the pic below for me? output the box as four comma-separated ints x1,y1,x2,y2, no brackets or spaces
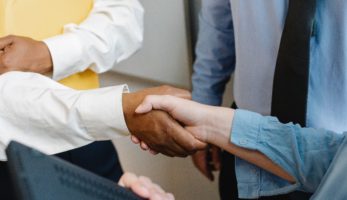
205,107,295,182
229,110,345,191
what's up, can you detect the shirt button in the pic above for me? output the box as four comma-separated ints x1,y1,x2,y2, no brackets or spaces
239,139,248,145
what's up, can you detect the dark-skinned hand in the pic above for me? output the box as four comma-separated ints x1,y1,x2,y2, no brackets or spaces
192,145,221,181
0,35,53,74
122,85,207,157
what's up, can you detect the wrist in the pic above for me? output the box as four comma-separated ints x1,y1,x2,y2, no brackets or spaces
205,107,234,146
122,93,135,132
122,92,144,133
36,41,53,73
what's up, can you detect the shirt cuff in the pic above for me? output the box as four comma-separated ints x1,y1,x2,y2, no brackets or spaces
230,110,298,198
230,109,263,149
78,84,130,140
43,33,85,81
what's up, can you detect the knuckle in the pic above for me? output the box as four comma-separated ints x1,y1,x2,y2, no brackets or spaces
163,94,172,100
1,56,11,68
6,35,16,41
161,85,172,92
143,95,151,103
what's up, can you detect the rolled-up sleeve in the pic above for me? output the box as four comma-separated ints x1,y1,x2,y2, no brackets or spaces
230,109,345,198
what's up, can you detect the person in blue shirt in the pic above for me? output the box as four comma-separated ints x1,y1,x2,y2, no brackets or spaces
191,0,347,199
134,94,347,200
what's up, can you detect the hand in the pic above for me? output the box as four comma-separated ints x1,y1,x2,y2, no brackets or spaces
119,172,175,200
135,95,296,183
0,35,53,74
135,95,234,145
192,145,221,181
122,86,207,157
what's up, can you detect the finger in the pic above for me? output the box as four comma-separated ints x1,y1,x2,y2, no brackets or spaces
150,142,185,157
131,135,140,144
151,193,167,200
119,173,152,198
161,85,191,100
165,193,175,200
130,183,151,198
135,95,176,114
151,183,165,194
155,145,184,157
135,103,152,114
0,35,14,50
141,133,189,157
138,176,153,186
118,172,138,187
211,146,221,171
140,141,149,151
169,120,207,154
137,144,147,151
149,149,158,155
148,184,168,200
192,150,214,181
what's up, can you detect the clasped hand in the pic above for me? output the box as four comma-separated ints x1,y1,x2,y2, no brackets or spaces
122,86,208,157
124,87,233,157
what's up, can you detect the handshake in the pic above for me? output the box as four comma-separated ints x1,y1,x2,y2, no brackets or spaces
122,85,233,157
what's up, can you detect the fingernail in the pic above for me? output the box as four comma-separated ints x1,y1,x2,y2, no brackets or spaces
135,104,144,113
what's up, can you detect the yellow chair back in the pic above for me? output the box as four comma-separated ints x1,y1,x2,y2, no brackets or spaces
0,0,99,90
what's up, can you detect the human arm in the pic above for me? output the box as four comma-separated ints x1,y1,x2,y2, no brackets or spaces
0,0,144,80
119,172,174,200
135,95,293,182
0,72,204,161
192,0,235,106
0,71,129,161
191,0,235,180
135,95,346,190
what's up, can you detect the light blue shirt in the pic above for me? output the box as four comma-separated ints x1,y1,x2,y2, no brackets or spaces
232,110,347,199
192,0,347,198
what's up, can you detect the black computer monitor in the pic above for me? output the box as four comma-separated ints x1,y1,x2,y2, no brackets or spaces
6,141,143,200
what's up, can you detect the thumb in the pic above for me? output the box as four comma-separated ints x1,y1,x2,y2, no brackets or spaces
134,97,155,114
135,95,175,114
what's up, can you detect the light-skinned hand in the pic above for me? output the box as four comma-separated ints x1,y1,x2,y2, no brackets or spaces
133,95,295,183
133,95,233,152
119,172,175,200
192,146,221,181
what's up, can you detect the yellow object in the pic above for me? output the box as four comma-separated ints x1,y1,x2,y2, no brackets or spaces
0,0,99,90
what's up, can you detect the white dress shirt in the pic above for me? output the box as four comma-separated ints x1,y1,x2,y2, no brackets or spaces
0,72,129,161
0,0,144,160
44,0,144,81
